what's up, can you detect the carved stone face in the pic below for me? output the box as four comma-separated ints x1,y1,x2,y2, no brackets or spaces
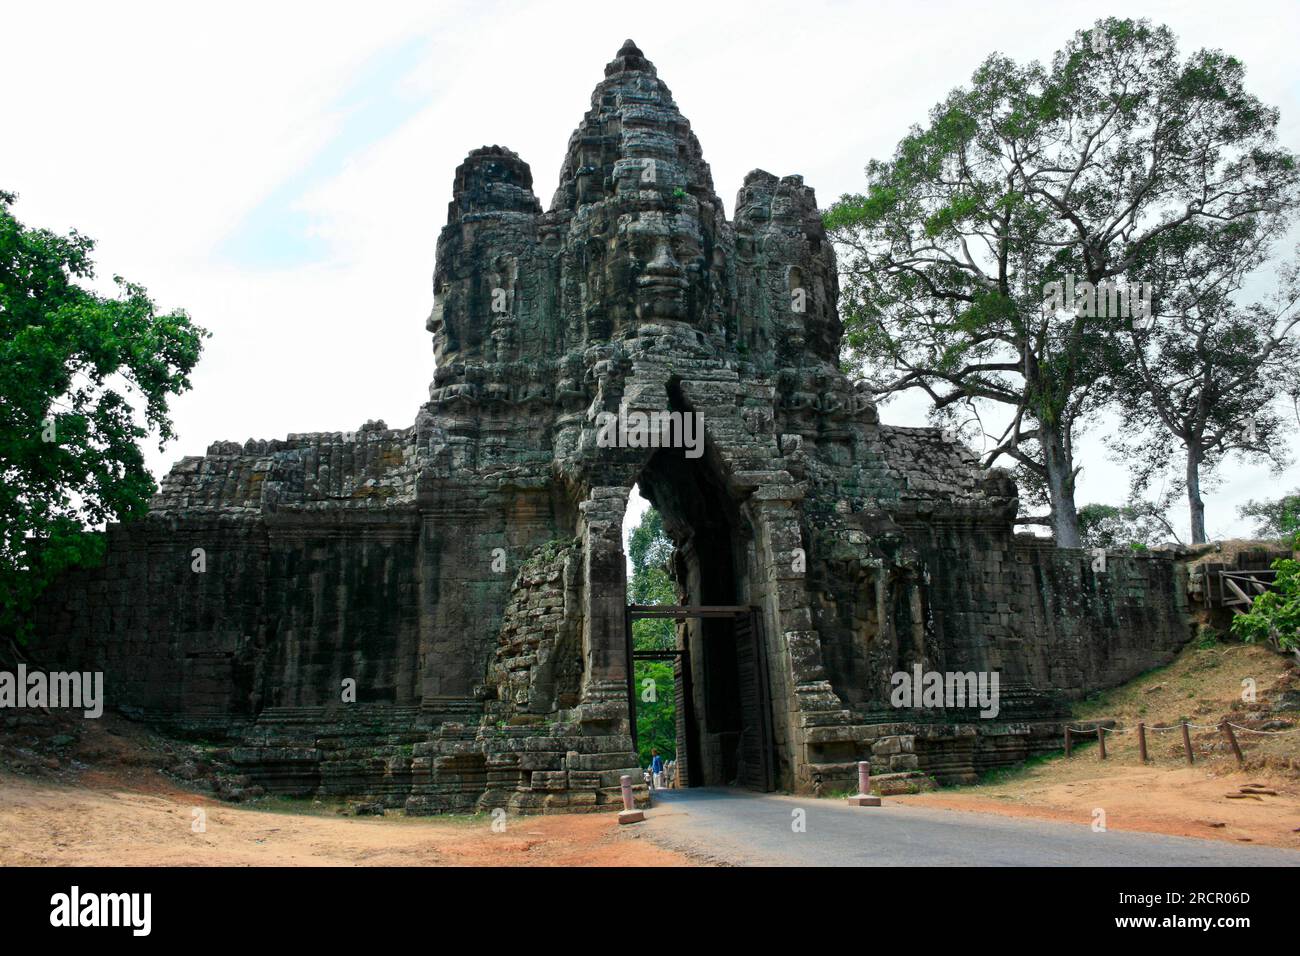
574,204,713,332
621,210,704,321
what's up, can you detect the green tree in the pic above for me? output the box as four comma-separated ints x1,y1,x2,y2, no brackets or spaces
826,18,1299,547
0,191,207,642
628,506,675,651
1105,239,1300,544
633,659,677,768
1230,535,1300,652
1237,488,1300,539
627,505,677,764
1077,500,1180,551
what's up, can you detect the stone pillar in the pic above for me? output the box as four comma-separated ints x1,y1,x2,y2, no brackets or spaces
846,760,880,806
577,486,630,715
752,495,857,792
617,773,645,824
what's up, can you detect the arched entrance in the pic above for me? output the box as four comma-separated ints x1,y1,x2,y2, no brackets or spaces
623,446,777,791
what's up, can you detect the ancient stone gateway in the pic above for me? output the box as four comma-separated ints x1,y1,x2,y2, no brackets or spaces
35,41,1192,812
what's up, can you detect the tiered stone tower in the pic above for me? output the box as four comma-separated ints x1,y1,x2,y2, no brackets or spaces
35,42,1191,810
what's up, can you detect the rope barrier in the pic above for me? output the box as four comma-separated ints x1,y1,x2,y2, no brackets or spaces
1066,725,1131,734
1071,720,1295,733
1068,724,1160,733
1064,716,1298,769
1225,722,1300,736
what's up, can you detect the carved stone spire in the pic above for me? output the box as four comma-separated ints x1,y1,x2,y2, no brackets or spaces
552,42,716,213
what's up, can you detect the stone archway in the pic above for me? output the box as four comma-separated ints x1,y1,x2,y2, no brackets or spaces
623,446,777,791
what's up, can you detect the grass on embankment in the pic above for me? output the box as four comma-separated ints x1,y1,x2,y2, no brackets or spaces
968,635,1300,789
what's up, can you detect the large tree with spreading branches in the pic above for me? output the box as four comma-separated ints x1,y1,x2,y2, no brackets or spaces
826,18,1299,547
1104,240,1300,543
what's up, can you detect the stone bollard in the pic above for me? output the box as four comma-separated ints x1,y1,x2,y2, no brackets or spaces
617,773,645,824
846,760,881,807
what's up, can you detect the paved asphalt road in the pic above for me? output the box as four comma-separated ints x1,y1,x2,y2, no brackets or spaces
638,788,1300,866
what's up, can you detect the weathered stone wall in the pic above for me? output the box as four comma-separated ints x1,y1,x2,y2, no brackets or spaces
812,520,1191,718
34,512,428,720
490,539,583,718
37,518,270,719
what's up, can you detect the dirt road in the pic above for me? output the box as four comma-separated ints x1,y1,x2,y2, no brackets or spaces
0,770,689,867
899,763,1300,849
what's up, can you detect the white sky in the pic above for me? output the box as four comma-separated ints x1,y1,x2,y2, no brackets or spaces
4,0,1298,544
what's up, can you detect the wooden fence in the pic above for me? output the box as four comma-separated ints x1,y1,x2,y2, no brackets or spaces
1063,720,1296,767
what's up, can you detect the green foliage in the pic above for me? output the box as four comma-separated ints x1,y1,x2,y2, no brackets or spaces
1103,245,1300,544
1237,489,1300,539
630,576,675,651
1077,501,1177,550
634,659,676,767
628,507,673,580
0,190,207,642
824,17,1299,547
1230,540,1300,652
627,505,677,764
628,507,675,651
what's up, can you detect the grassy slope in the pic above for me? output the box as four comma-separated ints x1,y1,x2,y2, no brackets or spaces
899,638,1300,848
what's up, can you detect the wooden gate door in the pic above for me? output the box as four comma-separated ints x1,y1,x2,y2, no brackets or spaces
733,610,775,792
672,652,694,787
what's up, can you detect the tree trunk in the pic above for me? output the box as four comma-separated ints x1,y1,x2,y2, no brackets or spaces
1042,425,1082,548
1186,446,1207,544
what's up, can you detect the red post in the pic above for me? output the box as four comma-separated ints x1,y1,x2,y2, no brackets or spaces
617,773,644,824
1222,721,1244,767
847,760,881,807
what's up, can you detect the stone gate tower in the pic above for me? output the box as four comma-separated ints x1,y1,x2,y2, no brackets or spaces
36,41,1191,811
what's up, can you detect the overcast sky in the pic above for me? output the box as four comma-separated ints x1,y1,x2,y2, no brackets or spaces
4,0,1298,544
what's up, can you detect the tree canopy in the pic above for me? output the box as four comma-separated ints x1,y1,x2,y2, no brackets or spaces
1102,227,1300,542
1237,488,1300,539
0,190,207,642
628,506,675,650
1231,534,1300,653
1077,500,1180,551
826,17,1299,547
627,504,677,765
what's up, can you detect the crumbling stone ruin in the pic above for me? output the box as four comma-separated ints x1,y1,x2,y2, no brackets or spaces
34,41,1192,810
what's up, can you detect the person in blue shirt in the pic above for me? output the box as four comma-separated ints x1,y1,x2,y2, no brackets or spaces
650,748,665,789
